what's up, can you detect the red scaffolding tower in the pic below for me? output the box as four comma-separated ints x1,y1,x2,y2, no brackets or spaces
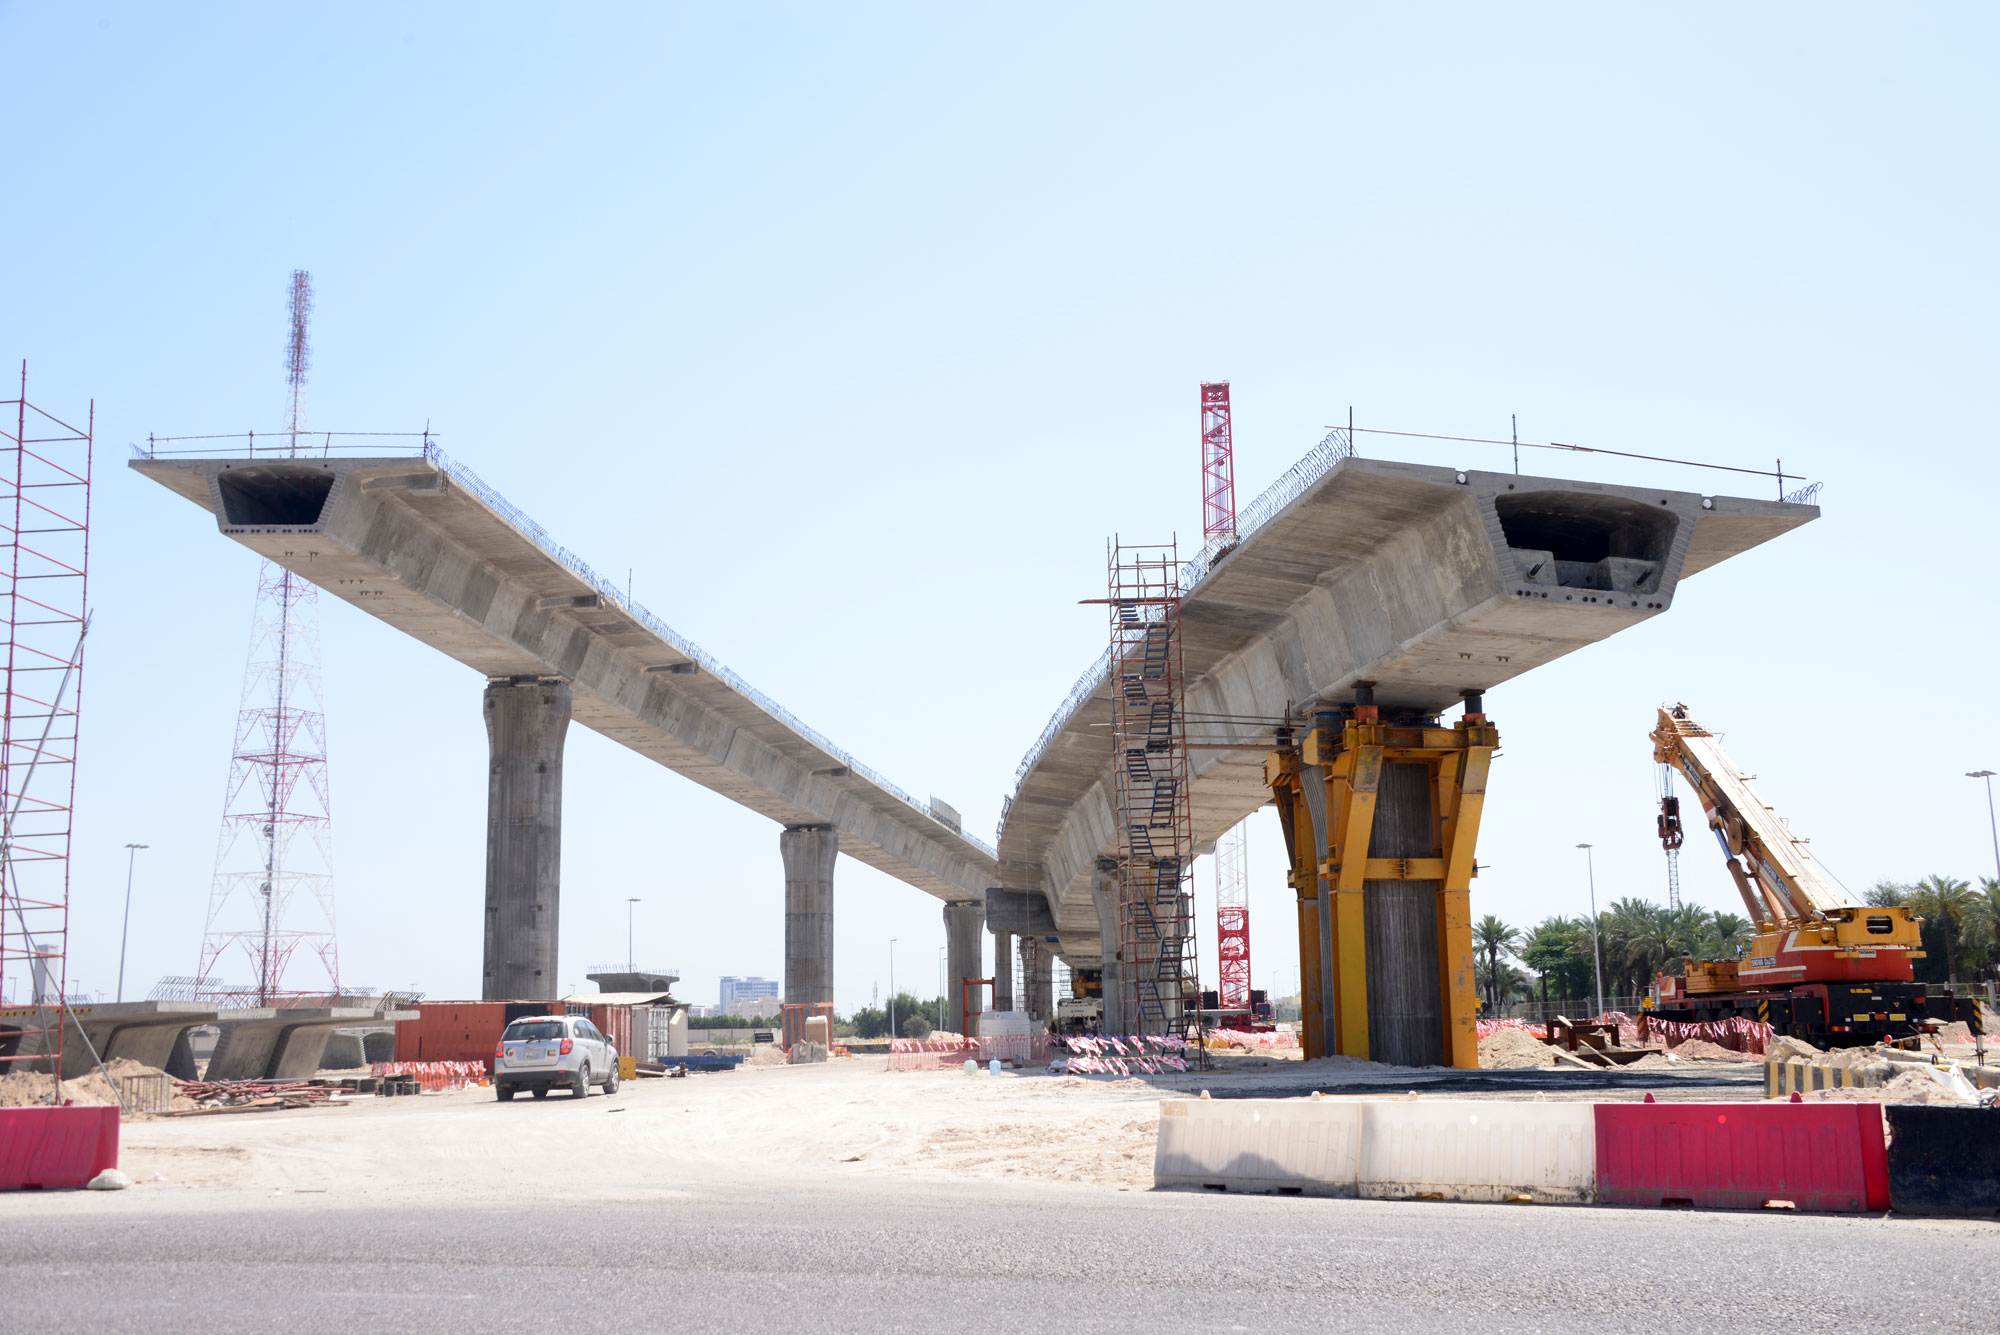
0,364,92,1081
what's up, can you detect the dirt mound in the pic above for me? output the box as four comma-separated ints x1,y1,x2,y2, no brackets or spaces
1664,1038,1760,1063
1478,1027,1553,1069
0,1057,193,1110
1765,1035,1822,1063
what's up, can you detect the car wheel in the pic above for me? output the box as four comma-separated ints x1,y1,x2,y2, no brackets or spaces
573,1063,590,1098
532,1087,548,1100
496,1085,515,1102
603,1064,620,1095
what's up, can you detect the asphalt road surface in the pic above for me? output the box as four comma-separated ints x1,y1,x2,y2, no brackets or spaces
13,1172,1994,1333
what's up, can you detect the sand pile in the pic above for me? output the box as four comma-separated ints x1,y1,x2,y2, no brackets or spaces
1787,1068,1977,1106
1478,1026,1553,1069
0,1057,194,1110
1663,1038,1760,1063
1765,1035,1822,1063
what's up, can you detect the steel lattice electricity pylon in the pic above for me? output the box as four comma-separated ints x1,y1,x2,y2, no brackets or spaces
195,272,339,1002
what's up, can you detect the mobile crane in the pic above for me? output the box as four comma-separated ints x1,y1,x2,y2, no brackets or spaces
1648,704,1983,1046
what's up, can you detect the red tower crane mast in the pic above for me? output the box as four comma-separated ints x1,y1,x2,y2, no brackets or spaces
1198,382,1253,1018
1200,382,1236,543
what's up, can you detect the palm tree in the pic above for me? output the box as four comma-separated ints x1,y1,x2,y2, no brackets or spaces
1472,914,1521,1013
1602,898,1671,996
1706,912,1755,959
1907,874,1979,984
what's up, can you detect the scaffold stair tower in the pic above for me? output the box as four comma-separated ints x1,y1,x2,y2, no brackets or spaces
1107,539,1198,1034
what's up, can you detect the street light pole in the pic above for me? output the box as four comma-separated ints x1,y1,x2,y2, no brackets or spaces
118,843,148,1004
888,938,897,1040
1577,842,1605,1020
626,897,641,973
1969,771,1999,886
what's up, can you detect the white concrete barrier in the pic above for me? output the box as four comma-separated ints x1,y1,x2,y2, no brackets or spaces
1154,1098,1363,1196
1357,1100,1596,1204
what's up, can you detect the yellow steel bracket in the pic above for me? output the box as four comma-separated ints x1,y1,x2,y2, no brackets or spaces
1265,745,1327,1059
1433,713,1497,1070
1319,717,1382,1061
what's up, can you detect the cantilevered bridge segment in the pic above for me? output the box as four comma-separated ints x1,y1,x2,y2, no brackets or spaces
997,447,1816,1060
132,449,997,1003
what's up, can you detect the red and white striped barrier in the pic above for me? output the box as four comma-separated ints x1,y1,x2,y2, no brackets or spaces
1639,1013,1770,1054
371,1061,486,1091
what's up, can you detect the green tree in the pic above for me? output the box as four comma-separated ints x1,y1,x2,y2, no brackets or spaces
1519,917,1594,1010
1864,880,1909,908
901,1014,933,1040
1472,914,1521,1013
1907,875,1979,984
850,1006,889,1039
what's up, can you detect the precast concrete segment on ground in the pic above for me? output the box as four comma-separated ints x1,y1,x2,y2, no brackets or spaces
999,457,1816,963
130,454,998,906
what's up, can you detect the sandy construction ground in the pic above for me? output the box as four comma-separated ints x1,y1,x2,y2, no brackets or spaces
6,1050,1784,1216
91,1059,1171,1207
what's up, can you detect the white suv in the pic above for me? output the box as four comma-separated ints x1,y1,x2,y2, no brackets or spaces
494,1015,619,1101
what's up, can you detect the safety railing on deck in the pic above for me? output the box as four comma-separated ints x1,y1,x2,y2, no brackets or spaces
131,433,995,861
1007,427,1356,798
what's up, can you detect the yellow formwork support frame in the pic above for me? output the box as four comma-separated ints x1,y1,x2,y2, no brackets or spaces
1267,703,1498,1069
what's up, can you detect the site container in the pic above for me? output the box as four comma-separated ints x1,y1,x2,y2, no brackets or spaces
394,1001,563,1071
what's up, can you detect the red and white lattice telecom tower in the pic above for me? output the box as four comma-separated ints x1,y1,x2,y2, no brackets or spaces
1200,382,1236,544
195,271,340,1003
0,365,92,1079
1198,382,1253,1013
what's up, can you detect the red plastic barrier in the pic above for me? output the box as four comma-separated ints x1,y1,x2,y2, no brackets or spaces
0,1106,120,1191
1595,1101,1887,1212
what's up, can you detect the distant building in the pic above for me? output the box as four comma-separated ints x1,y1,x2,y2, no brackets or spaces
728,995,784,1020
719,975,779,1012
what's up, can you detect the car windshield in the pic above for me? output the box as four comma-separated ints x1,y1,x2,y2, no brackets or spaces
505,1021,564,1041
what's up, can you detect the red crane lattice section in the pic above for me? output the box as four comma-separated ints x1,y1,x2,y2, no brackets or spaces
1200,382,1235,541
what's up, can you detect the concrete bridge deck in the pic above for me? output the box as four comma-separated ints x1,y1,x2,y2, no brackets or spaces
133,445,997,1003
997,449,1817,968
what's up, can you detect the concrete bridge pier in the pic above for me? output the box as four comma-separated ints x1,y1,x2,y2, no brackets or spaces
781,825,837,1008
1020,938,1051,1027
1090,861,1125,1037
992,929,1014,1012
483,677,571,1000
942,901,983,1034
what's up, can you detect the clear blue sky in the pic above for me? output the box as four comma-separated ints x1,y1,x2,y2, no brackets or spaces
2,4,1994,1013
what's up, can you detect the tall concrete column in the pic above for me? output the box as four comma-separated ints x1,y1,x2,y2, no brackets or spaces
483,677,571,1000
1366,763,1445,1067
780,825,837,1008
942,900,984,1035
1090,860,1125,1037
1021,939,1052,1028
992,930,1014,1011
